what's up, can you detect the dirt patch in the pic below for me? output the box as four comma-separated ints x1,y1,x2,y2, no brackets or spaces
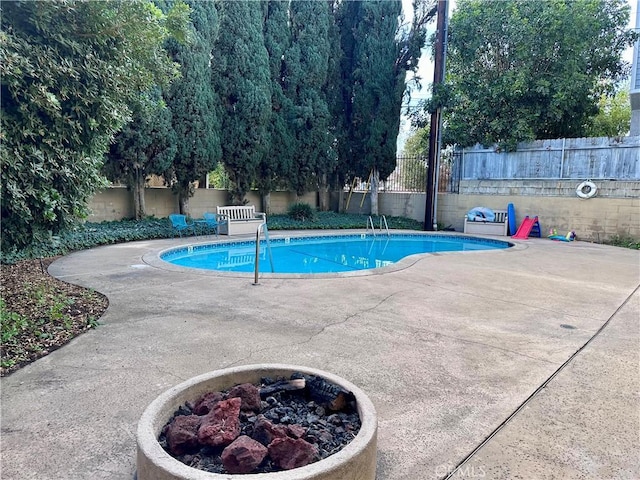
0,257,109,376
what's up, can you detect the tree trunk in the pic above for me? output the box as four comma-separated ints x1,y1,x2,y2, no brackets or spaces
370,168,379,216
230,191,246,206
318,174,329,211
261,192,271,216
335,173,344,213
229,174,247,206
133,168,146,220
179,190,190,216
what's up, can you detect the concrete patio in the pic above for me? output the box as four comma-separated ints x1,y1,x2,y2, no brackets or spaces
1,231,638,480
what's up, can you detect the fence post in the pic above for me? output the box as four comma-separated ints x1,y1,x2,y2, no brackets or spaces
559,137,566,179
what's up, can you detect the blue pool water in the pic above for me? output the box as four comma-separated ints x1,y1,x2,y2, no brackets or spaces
161,234,510,274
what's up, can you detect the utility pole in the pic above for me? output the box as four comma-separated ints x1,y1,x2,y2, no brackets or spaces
424,0,448,230
629,0,640,135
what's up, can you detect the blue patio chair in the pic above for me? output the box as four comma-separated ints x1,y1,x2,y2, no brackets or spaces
197,212,227,237
169,214,195,237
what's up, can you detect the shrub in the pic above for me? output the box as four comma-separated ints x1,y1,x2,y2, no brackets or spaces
604,235,640,250
287,203,315,221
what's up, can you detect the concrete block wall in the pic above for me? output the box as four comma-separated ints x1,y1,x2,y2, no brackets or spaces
460,180,640,198
344,190,639,242
87,187,134,222
89,184,637,242
436,194,639,242
243,191,317,214
88,188,318,222
343,192,421,223
88,187,179,222
180,189,227,218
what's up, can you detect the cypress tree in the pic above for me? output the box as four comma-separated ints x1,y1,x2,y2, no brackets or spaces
261,0,294,208
162,0,221,214
332,0,434,213
214,0,271,205
332,0,362,184
350,1,404,181
103,89,177,220
285,1,333,197
323,1,348,208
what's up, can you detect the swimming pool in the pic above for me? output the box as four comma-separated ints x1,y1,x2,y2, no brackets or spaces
160,234,511,275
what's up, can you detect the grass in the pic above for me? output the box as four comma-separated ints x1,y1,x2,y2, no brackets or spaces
604,235,640,250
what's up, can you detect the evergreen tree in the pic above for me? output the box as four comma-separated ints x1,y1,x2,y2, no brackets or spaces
214,0,271,205
324,1,346,207
333,0,362,182
285,0,333,196
162,0,221,214
103,89,177,220
332,0,435,212
332,0,434,213
350,1,404,182
261,0,294,207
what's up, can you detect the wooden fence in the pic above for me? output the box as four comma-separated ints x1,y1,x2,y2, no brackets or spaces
458,136,640,180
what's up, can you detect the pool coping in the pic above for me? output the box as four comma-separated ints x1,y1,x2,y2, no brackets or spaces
142,230,525,279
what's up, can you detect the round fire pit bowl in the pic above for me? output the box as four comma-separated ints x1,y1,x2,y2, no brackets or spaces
137,364,378,480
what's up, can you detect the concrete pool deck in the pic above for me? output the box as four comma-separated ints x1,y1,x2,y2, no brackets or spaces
1,230,638,479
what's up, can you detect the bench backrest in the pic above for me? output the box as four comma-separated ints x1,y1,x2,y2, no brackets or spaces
493,210,508,223
217,205,257,221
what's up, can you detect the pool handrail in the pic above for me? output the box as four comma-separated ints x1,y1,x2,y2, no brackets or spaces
380,215,389,236
367,215,390,237
367,216,377,237
253,222,274,285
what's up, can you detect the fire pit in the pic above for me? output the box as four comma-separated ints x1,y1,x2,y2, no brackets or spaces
137,364,377,480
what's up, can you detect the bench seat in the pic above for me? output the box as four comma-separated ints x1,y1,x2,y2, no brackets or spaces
216,205,266,235
463,209,509,236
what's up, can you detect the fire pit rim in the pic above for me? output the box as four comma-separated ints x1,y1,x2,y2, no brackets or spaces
137,363,377,479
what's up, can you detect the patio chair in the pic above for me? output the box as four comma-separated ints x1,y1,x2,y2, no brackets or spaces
198,212,227,237
169,214,195,237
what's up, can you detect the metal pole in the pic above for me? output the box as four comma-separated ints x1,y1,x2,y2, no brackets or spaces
253,226,262,285
424,0,448,231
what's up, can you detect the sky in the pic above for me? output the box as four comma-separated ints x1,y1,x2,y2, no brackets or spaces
397,0,640,150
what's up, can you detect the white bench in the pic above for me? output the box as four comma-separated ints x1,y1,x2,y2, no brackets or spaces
216,205,266,235
463,209,509,236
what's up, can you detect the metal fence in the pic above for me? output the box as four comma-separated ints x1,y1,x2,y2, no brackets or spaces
352,151,461,193
383,155,428,192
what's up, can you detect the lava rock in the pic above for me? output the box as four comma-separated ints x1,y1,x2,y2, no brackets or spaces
221,435,268,474
252,414,288,446
198,397,241,447
160,374,362,475
228,383,261,412
287,424,306,439
268,437,318,470
192,391,224,415
165,415,202,455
